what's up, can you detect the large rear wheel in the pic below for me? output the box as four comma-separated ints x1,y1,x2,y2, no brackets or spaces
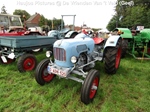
104,38,122,74
121,39,128,58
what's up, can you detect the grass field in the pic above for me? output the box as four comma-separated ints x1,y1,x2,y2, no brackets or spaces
0,52,150,112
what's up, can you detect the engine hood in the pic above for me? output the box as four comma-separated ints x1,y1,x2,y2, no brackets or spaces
53,37,94,68
54,37,94,53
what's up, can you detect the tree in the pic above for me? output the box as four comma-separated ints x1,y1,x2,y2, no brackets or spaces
106,15,117,31
38,15,46,27
147,9,150,27
122,6,148,28
13,9,31,23
53,19,62,30
92,28,101,32
49,18,63,30
39,15,64,30
1,5,7,14
107,0,150,29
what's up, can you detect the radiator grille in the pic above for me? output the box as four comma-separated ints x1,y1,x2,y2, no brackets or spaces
54,47,66,61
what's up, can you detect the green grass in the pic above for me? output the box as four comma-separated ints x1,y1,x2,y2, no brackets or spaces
0,52,150,112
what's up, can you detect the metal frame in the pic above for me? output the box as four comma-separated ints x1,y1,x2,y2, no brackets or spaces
48,56,102,84
61,15,76,31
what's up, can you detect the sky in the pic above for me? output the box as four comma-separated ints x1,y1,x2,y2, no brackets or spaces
1,0,117,29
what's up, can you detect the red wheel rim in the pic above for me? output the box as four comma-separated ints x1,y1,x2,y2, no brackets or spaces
42,66,55,82
23,57,36,71
115,47,121,68
89,77,99,99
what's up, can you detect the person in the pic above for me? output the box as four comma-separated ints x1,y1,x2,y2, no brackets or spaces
82,29,88,34
0,26,6,33
93,33,96,37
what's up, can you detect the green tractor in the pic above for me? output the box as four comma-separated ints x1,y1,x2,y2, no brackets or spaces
114,26,150,59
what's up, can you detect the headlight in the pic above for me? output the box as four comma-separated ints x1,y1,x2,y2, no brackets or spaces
46,51,52,58
71,56,77,64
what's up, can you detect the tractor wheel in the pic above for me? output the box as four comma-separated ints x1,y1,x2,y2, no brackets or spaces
104,38,122,74
81,69,100,104
35,59,55,86
121,39,128,58
17,54,37,72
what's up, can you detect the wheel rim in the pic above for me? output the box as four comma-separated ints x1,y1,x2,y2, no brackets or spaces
42,66,55,82
115,47,121,68
90,77,99,99
23,57,35,71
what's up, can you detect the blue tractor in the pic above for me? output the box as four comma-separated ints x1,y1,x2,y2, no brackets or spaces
35,32,122,104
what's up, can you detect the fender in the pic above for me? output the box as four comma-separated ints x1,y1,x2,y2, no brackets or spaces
65,31,78,38
104,35,121,48
115,28,132,38
92,37,104,44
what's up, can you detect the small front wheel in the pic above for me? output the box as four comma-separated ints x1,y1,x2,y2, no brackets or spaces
35,59,55,86
17,54,37,72
81,69,100,104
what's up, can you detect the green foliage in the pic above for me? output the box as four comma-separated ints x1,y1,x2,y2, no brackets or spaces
92,28,102,32
107,0,150,30
47,19,52,28
38,15,46,27
12,9,64,30
1,5,7,14
53,19,62,30
39,16,63,30
13,9,31,23
106,16,117,31
147,9,150,27
121,6,147,28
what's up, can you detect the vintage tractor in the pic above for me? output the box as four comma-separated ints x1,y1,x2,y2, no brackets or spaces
35,32,122,104
0,13,25,35
0,13,45,36
114,26,150,59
